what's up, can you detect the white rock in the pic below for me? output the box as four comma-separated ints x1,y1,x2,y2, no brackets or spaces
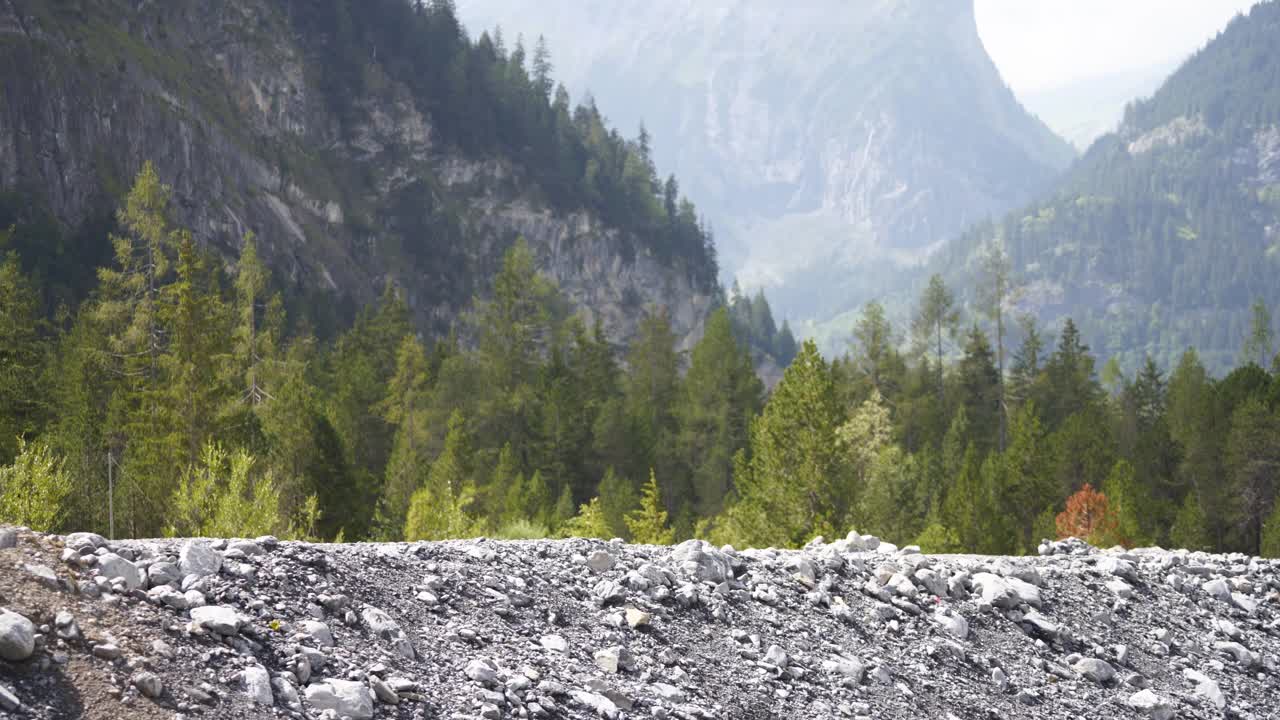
1183,669,1225,710
361,606,415,659
97,553,143,590
1202,578,1231,602
669,539,733,583
571,690,619,716
131,671,163,699
1106,578,1134,599
971,573,1018,609
1127,689,1175,720
1230,592,1258,614
271,677,301,709
464,659,498,684
0,683,19,711
242,664,273,705
300,620,334,647
189,605,244,635
304,679,373,720
933,609,968,640
0,608,36,661
1072,657,1116,684
179,540,223,578
594,645,635,673
540,635,568,653
586,550,615,572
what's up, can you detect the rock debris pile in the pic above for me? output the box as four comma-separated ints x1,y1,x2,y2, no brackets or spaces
2,527,1279,719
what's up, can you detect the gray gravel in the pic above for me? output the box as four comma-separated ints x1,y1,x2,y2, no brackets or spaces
2,528,1279,719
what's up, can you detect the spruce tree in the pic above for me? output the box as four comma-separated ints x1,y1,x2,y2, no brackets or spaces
558,496,611,539
626,470,676,545
0,249,48,465
720,341,845,547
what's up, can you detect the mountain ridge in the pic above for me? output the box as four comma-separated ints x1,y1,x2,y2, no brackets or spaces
0,0,718,350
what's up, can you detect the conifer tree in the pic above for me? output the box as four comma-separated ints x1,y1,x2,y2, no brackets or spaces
720,341,845,547
0,248,47,465
377,335,433,538
558,496,611,539
912,274,960,400
675,307,761,519
1169,491,1213,552
626,470,676,545
95,162,186,537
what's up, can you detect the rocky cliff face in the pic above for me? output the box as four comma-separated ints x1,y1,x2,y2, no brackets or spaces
2,527,1279,719
0,0,713,349
455,0,1074,323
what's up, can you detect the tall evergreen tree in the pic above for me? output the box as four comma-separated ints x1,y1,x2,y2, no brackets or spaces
911,274,960,401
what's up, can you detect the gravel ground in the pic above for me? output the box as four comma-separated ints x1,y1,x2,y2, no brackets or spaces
1,526,1278,719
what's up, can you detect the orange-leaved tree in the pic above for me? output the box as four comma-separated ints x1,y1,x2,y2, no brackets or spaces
1056,483,1124,546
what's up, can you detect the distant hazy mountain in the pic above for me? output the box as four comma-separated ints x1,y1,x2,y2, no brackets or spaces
1020,61,1178,151
455,0,1075,326
935,0,1280,373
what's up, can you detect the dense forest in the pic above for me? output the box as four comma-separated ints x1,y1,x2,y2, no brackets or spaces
3,165,1280,559
932,0,1280,375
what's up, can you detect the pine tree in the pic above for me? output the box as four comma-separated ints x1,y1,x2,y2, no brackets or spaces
626,470,676,544
1225,398,1280,553
558,496,611,539
958,326,1000,455
377,335,433,538
853,301,896,392
719,341,845,547
1241,298,1273,368
0,249,48,465
675,307,761,519
596,468,637,540
624,309,680,495
978,241,1016,450
1260,500,1280,558
162,237,229,471
911,274,960,401
1102,460,1150,547
1169,491,1213,552
95,162,186,537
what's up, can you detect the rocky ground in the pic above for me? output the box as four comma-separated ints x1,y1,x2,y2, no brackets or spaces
1,526,1278,720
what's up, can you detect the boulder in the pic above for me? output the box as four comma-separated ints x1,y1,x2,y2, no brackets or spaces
0,609,36,661
669,539,733,583
304,679,373,720
179,540,222,578
242,665,273,705
189,605,244,635
97,553,143,590
361,606,415,659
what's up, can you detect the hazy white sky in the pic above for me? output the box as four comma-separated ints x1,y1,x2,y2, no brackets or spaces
975,0,1259,92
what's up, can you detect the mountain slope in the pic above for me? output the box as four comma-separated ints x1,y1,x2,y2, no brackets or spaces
0,0,717,349
455,0,1074,324
935,0,1280,373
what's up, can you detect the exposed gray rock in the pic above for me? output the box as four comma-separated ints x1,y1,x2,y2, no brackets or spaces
131,670,163,699
179,540,223,578
300,620,334,647
304,678,373,720
0,609,36,661
189,605,244,635
97,553,143,590
1126,689,1174,720
1073,657,1116,684
241,664,273,705
361,606,415,659
669,539,733,583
